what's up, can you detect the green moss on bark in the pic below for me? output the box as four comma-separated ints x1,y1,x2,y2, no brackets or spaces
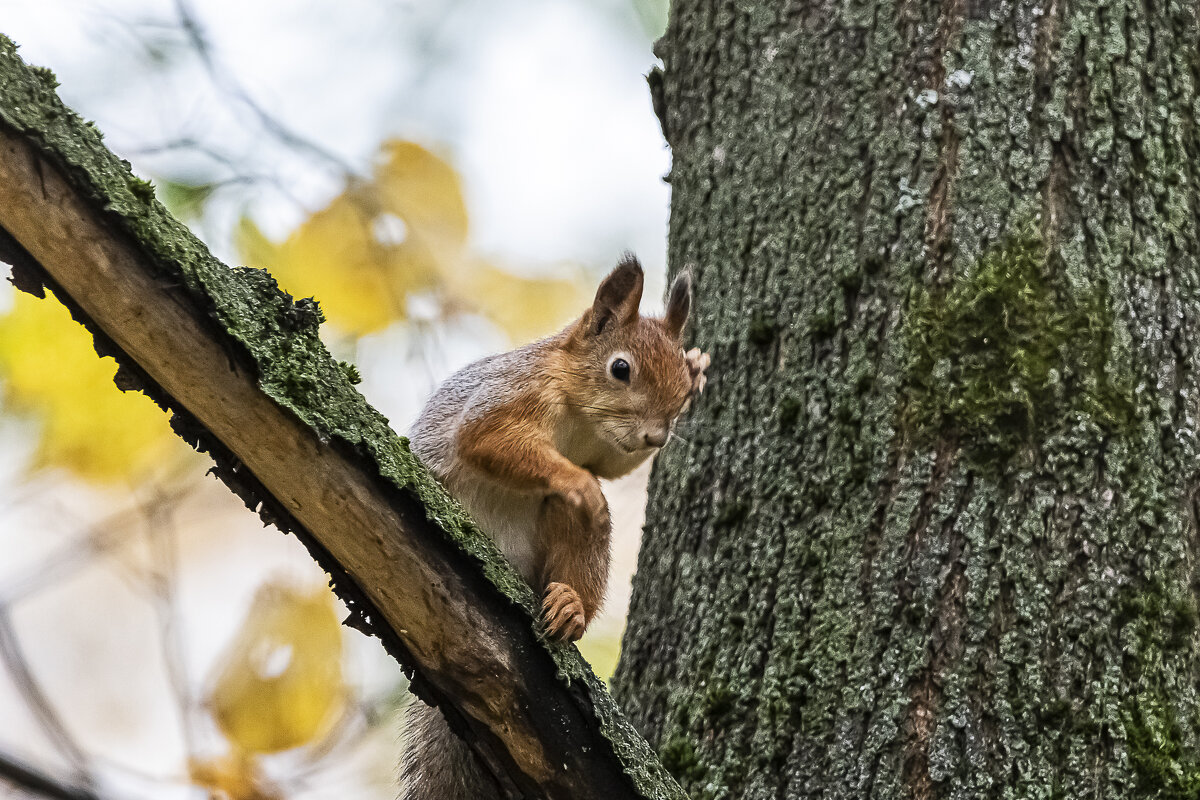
1124,692,1200,798
658,737,707,785
902,235,1133,466
616,0,1200,796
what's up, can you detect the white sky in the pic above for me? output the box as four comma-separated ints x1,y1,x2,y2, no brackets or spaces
2,0,671,274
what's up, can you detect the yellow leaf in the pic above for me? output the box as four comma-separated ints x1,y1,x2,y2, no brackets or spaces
373,139,469,248
237,140,468,336
208,580,345,755
0,289,183,483
452,262,591,343
236,138,591,343
189,753,281,800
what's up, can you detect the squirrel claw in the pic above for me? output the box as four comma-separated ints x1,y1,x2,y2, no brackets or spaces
542,582,586,642
686,347,711,395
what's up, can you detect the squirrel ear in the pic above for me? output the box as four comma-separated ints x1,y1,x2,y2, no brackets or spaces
589,253,644,335
663,269,691,339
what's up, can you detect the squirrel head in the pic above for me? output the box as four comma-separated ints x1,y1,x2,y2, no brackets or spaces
561,254,695,454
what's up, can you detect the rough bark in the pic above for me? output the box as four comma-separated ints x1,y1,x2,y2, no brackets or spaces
0,35,685,800
615,0,1200,798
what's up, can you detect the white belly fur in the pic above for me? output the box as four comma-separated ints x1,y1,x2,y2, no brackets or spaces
447,469,543,583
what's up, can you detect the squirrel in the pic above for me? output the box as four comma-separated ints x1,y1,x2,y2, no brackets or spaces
398,254,709,800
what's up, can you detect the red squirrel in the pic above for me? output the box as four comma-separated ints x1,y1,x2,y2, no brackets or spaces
399,254,709,799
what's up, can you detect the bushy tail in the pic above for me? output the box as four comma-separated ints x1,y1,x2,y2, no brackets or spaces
398,698,500,800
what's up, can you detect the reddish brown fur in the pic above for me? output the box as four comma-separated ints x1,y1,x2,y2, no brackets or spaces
399,256,709,799
453,258,704,640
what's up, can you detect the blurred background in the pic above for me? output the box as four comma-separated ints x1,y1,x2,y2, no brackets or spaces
0,0,671,797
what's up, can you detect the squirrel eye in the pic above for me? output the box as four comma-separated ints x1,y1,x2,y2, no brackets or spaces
610,358,631,382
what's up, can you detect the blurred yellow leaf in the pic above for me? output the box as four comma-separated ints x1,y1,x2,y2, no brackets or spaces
189,753,281,800
449,263,590,344
208,580,345,755
0,289,183,483
237,140,465,336
373,139,468,247
238,138,588,342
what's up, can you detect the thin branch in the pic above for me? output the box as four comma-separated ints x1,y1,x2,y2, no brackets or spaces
0,483,193,606
119,137,303,207
0,613,93,788
171,0,356,178
0,751,101,800
139,487,198,762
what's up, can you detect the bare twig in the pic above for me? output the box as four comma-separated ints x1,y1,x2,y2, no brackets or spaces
171,0,356,178
0,750,100,800
0,613,93,788
0,483,193,606
138,486,198,762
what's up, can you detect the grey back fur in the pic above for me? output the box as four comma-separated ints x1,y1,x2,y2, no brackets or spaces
399,337,562,800
398,699,499,799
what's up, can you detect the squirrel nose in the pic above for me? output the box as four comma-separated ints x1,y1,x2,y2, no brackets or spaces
643,428,669,448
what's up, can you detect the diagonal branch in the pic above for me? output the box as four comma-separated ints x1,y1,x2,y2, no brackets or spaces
0,612,93,786
0,34,685,800
0,750,100,800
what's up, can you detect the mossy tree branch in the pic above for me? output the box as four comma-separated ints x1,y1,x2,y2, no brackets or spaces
0,35,685,800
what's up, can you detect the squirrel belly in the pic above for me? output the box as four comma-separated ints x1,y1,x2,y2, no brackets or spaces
398,254,710,799
409,336,564,583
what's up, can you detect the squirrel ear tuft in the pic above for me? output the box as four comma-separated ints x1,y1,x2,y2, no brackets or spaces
664,269,691,339
589,253,644,335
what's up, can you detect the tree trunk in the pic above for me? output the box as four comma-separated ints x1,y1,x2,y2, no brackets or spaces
615,1,1200,798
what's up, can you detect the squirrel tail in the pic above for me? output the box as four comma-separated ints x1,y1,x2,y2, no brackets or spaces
398,698,500,800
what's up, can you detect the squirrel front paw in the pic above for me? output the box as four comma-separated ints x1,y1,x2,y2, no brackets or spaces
686,347,711,395
541,582,586,642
